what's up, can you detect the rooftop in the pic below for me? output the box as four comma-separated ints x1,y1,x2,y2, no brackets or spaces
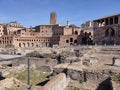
93,13,120,21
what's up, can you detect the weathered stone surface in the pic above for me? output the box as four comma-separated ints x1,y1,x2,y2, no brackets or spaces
67,69,83,80
0,77,27,90
41,73,70,90
114,58,120,66
38,66,52,72
90,57,99,65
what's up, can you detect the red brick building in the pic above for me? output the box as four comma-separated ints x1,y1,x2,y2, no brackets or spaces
93,14,120,45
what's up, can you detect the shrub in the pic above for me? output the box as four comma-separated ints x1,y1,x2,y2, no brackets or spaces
113,74,120,83
79,79,84,84
72,87,79,90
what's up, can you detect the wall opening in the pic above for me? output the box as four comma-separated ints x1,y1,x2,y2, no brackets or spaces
19,43,21,47
70,38,73,42
96,77,113,90
23,43,25,47
111,29,115,36
105,29,109,37
110,18,113,25
75,31,78,35
106,19,109,25
82,37,87,44
32,43,34,47
66,40,69,43
74,40,77,43
27,43,29,47
114,16,118,24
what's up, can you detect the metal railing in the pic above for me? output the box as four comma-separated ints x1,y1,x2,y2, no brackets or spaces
0,56,31,90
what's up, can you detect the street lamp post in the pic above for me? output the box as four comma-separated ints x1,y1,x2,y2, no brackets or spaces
27,57,31,90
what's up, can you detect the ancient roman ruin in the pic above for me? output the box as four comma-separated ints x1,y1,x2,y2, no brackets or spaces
0,13,120,90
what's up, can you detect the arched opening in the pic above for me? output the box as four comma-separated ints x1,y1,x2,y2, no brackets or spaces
27,43,29,47
105,28,115,37
84,32,87,36
105,29,109,37
19,43,21,47
110,18,113,25
32,43,34,47
106,18,109,25
114,16,118,24
111,29,115,36
23,43,25,47
75,31,78,35
45,43,47,47
82,37,87,45
66,40,69,43
118,30,120,37
96,77,113,90
49,43,52,47
36,44,38,47
89,32,91,35
74,40,77,43
104,28,115,45
70,38,73,42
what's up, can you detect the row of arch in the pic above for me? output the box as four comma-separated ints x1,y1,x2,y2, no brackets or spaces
103,28,117,45
105,28,115,37
19,42,52,47
97,16,119,27
66,38,77,45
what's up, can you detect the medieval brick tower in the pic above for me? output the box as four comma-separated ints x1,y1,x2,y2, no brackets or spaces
50,12,57,25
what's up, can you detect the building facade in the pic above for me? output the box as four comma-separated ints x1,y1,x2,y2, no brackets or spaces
0,12,94,48
93,14,120,45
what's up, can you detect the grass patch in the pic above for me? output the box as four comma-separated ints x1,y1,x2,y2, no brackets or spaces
66,86,80,90
112,74,120,83
79,79,84,84
60,50,70,56
72,87,79,90
6,69,50,86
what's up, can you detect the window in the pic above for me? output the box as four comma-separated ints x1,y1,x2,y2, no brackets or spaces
74,40,77,43
75,31,78,35
114,17,118,24
70,38,73,42
110,18,113,25
105,19,109,25
19,43,21,47
66,40,69,43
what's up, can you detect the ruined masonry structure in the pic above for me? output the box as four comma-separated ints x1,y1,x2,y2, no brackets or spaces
0,12,93,48
93,14,120,45
50,12,57,25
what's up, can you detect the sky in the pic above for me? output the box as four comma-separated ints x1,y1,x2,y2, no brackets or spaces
0,0,120,27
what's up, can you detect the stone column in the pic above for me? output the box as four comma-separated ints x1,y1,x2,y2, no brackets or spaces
113,17,115,25
108,18,110,25
118,16,120,24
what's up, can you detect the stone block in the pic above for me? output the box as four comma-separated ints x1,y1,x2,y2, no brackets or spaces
114,59,120,66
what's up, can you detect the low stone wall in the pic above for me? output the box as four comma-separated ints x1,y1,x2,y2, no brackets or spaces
11,57,57,69
53,65,120,84
40,73,69,90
